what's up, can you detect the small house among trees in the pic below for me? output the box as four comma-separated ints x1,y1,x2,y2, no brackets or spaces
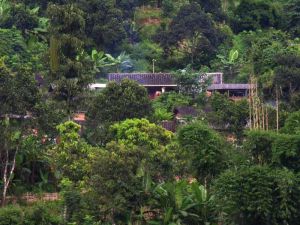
108,73,177,98
96,72,251,99
207,83,252,100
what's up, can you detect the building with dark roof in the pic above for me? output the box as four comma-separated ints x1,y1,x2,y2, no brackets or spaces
108,73,176,86
108,73,177,98
91,72,251,99
207,83,253,100
108,72,225,98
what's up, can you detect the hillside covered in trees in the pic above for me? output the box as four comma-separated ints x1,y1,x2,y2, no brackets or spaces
1,0,300,224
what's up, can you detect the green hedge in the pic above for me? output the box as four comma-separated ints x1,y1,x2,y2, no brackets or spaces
214,166,300,225
0,205,23,225
0,202,63,225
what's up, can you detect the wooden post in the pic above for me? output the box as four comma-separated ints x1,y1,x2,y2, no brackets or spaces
254,80,258,129
262,105,265,130
266,106,269,131
276,87,279,133
249,79,252,130
152,59,156,73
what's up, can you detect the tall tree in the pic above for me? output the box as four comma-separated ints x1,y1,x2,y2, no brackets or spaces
89,118,175,222
192,0,224,21
214,166,300,225
86,79,152,145
274,51,300,101
0,60,39,206
209,93,249,138
156,2,225,67
284,0,300,38
48,121,95,185
47,3,94,116
77,0,126,52
231,0,281,33
281,110,300,135
177,121,226,183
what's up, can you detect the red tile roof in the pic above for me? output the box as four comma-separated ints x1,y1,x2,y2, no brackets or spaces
73,113,85,122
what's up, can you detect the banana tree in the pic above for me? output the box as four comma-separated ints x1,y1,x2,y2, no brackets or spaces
91,50,110,72
148,180,215,225
0,0,11,23
91,50,132,73
105,51,132,72
217,49,240,81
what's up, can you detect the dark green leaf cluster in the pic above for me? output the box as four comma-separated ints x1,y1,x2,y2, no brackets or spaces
214,166,300,225
178,121,226,182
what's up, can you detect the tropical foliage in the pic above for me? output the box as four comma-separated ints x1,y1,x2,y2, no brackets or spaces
1,0,300,225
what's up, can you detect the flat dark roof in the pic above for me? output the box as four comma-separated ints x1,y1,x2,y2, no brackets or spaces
108,73,176,86
207,84,252,91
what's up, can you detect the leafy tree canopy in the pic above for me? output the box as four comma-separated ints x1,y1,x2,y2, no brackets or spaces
110,118,173,149
87,79,152,124
214,166,300,225
231,0,282,33
0,60,39,115
156,2,225,66
177,121,226,182
281,110,300,135
48,121,96,185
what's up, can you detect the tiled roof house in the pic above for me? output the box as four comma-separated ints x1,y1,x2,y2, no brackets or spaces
108,73,177,98
92,72,252,99
108,73,177,86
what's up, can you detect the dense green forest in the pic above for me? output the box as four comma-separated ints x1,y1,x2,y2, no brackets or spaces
1,0,300,224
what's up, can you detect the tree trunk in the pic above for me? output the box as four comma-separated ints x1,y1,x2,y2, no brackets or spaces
157,0,162,8
1,148,18,207
1,120,18,207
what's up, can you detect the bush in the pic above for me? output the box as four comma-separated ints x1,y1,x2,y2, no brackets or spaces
23,202,63,225
0,205,23,225
214,166,300,225
148,179,216,225
244,130,278,164
272,134,300,172
281,110,300,135
0,202,63,225
177,121,226,182
152,92,192,112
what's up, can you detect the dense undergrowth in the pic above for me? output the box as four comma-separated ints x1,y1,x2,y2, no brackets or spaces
0,0,300,224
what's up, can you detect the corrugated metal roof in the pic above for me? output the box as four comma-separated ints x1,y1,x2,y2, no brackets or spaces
207,84,252,90
108,73,176,86
109,73,224,86
108,73,252,91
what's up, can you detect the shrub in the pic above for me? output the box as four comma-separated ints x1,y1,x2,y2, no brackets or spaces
244,130,278,164
214,166,300,225
149,179,216,225
0,205,23,225
281,110,300,135
23,202,63,225
152,92,192,112
272,134,300,172
177,121,226,182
